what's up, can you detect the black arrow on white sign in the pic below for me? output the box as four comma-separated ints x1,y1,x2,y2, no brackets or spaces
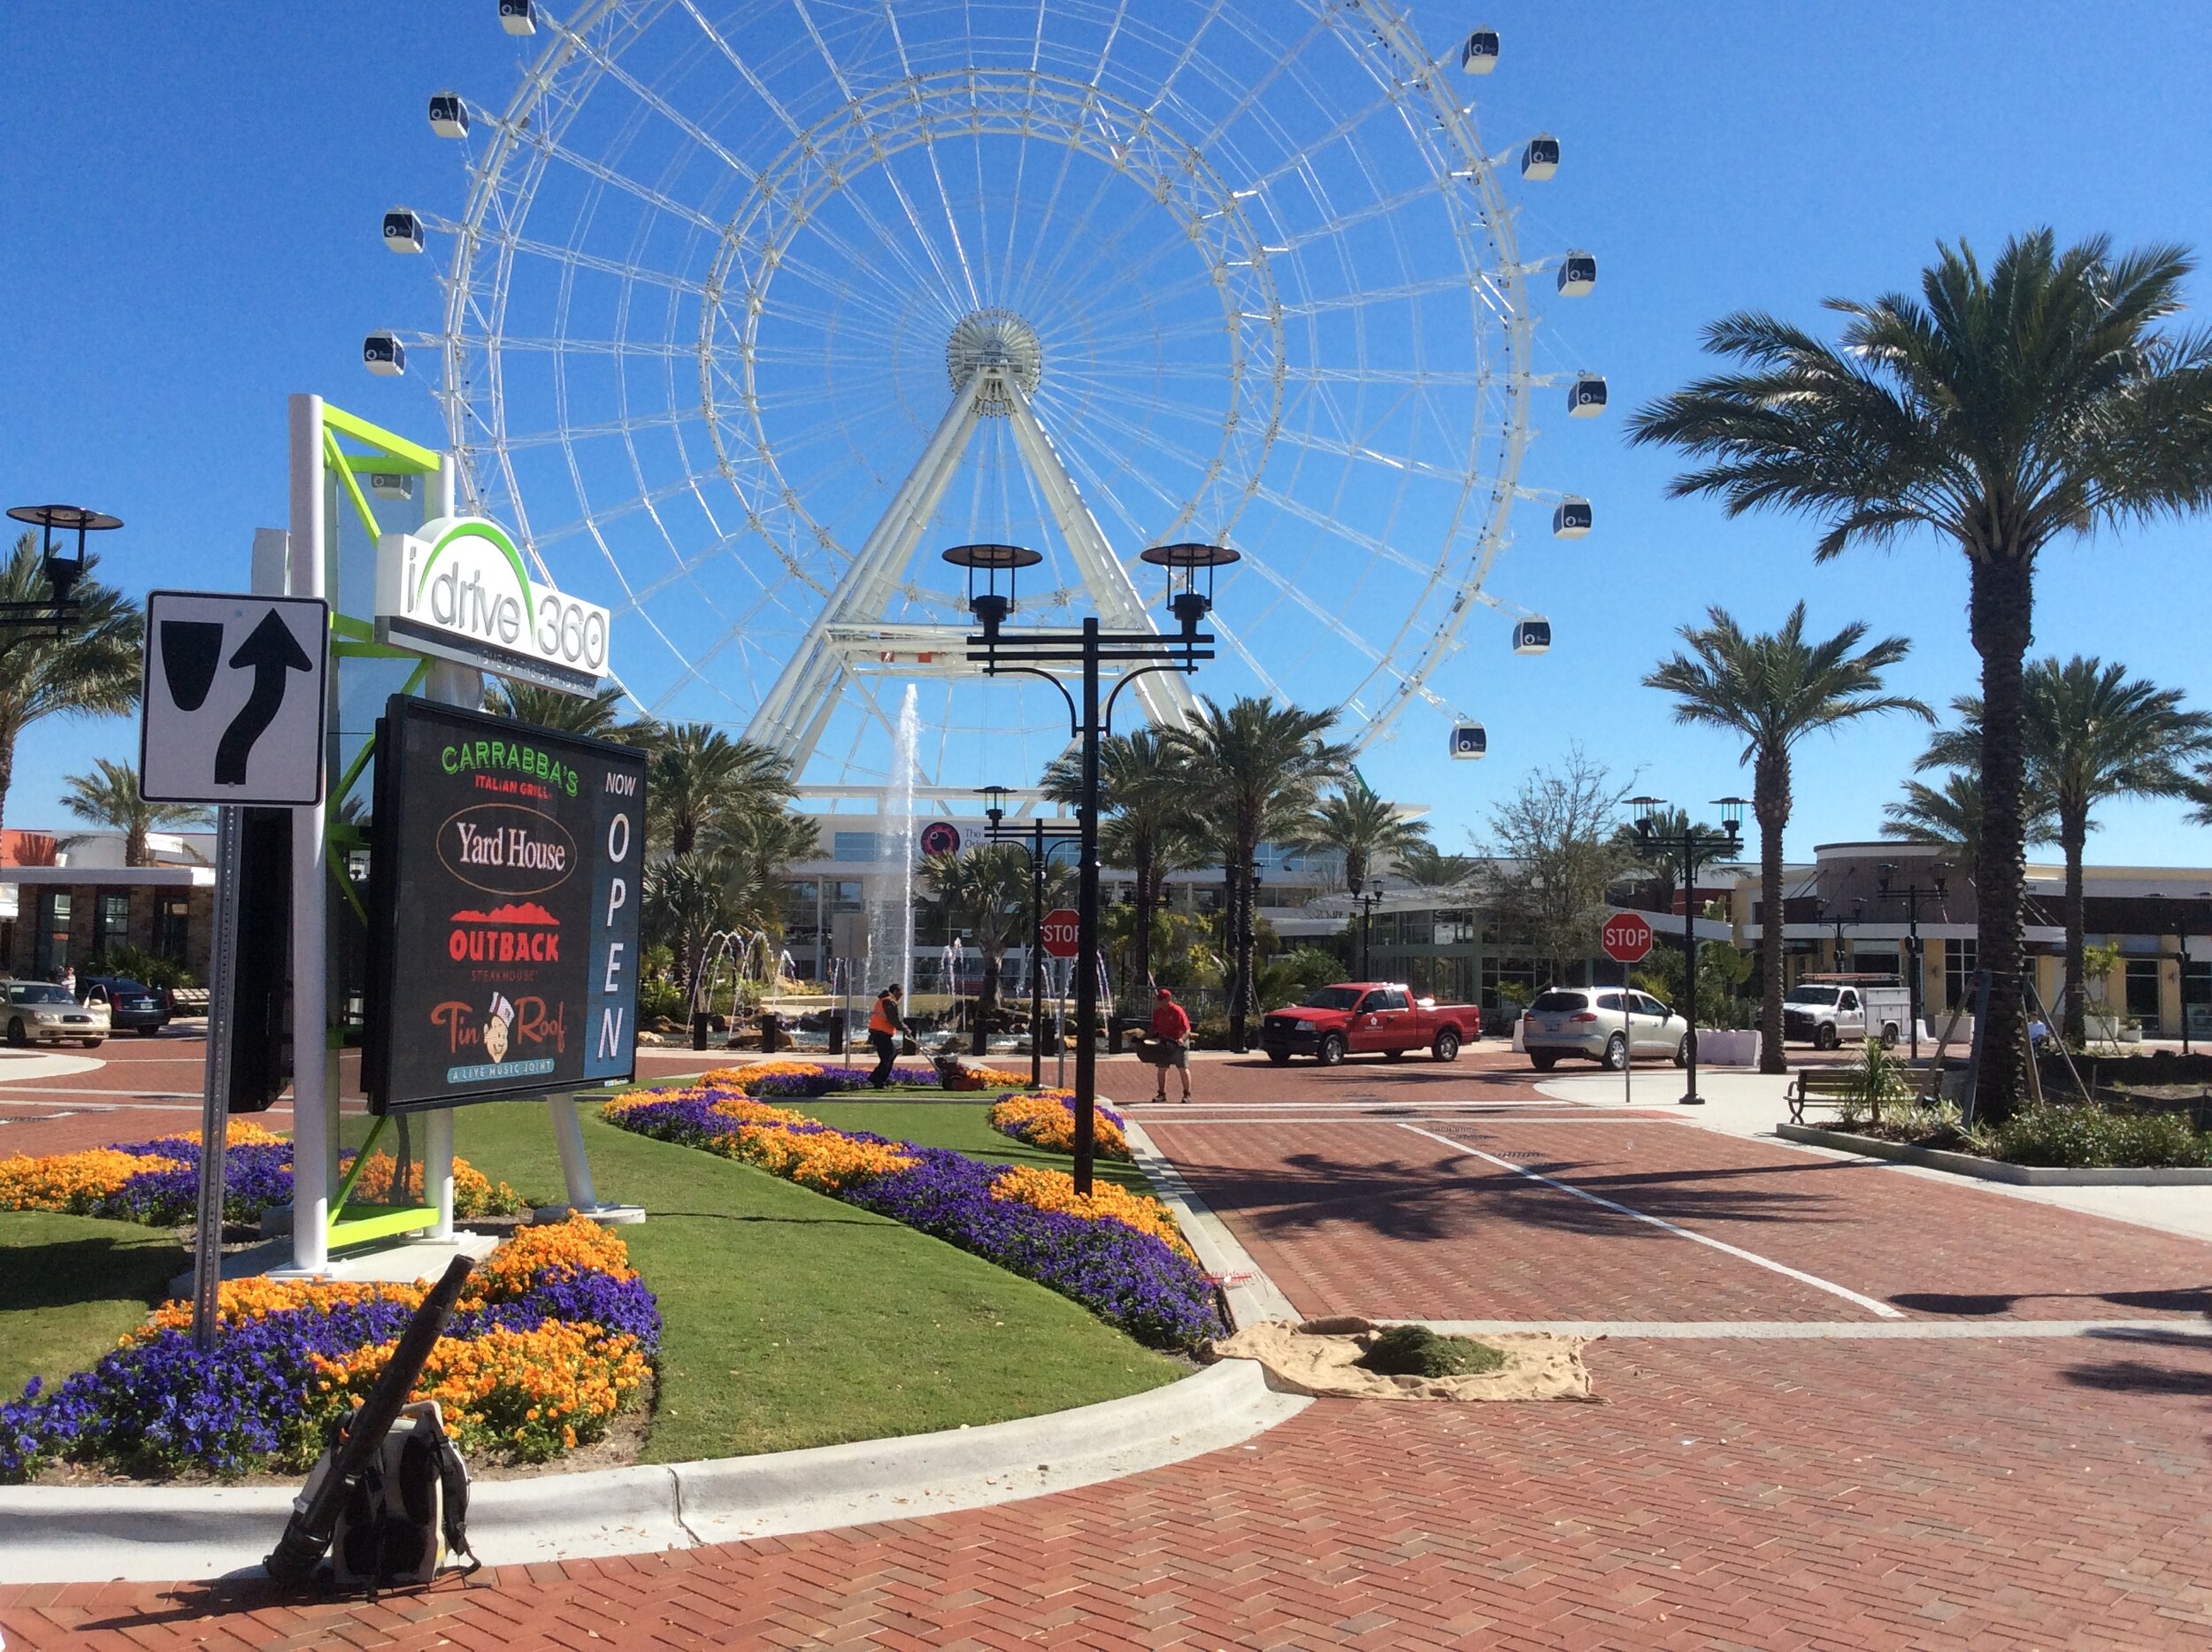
214,610,315,785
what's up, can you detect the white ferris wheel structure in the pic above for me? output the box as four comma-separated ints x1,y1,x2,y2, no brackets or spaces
380,1,1599,799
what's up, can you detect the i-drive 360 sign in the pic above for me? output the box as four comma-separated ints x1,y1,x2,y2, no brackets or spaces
365,698,648,1115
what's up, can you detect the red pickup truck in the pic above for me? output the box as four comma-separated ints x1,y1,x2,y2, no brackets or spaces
1259,982,1482,1066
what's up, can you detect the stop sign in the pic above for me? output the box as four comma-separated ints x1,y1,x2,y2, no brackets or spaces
1601,911,1655,964
1040,908,1082,958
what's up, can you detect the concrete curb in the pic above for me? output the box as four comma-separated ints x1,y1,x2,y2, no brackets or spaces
0,1358,1306,1585
1124,1118,1300,1327
1777,1123,2212,1185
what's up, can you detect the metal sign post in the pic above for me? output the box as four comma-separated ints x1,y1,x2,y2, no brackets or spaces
1602,912,1655,1107
190,804,248,1350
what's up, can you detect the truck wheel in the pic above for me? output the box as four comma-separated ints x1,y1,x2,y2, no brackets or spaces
1879,1023,1901,1049
1529,1051,1557,1072
1432,1028,1461,1063
1603,1033,1627,1071
1317,1033,1347,1067
1267,1049,1290,1065
1815,1024,1839,1051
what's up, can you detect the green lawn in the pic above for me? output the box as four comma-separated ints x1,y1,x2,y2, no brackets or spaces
0,1212,186,1399
452,1101,1179,1462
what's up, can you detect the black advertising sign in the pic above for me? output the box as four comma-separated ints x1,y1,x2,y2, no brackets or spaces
366,696,647,1115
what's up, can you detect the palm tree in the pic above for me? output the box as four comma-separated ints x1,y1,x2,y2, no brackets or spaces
642,853,732,1009
647,724,793,857
1883,770,2061,887
921,843,1037,1054
1611,806,1731,917
1167,696,1349,1047
1041,729,1202,1003
1918,657,2212,1045
483,679,649,742
0,534,141,834
58,758,211,867
1394,842,1478,890
1295,778,1430,895
704,808,822,934
1629,231,2212,1116
1646,604,1930,1074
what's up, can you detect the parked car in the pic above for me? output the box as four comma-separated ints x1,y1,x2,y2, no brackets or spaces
1259,982,1481,1066
1782,977,1911,1049
1522,987,1688,1072
2,980,108,1049
80,976,172,1037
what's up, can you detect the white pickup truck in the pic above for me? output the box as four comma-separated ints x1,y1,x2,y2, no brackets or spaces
1781,978,1913,1049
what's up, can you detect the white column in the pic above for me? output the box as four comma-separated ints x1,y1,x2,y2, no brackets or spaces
287,394,332,1274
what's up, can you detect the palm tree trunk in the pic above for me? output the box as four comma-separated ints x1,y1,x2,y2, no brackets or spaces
973,947,999,1056
0,731,14,837
2061,811,2088,1047
1755,749,1790,1076
1970,551,2035,1121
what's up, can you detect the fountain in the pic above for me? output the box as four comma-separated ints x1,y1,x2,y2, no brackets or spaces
864,685,922,1011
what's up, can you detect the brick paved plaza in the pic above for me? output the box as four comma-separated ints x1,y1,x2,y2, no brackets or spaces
4,1041,2210,1648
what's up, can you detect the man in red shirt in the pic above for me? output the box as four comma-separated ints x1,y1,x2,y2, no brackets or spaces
1148,987,1193,1103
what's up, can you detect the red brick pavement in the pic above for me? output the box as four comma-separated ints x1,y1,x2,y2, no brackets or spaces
6,1335,2208,1649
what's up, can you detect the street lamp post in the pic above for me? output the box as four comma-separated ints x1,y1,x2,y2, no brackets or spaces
1876,861,1950,1060
2,503,115,634
1357,879,1386,979
1628,795,1746,1105
947,541,1236,1193
981,787,1083,1087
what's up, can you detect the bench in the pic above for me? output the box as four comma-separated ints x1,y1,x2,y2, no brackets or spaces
1785,1069,1863,1126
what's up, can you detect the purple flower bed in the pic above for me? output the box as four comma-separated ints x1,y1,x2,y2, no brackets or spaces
604,1093,1218,1349
100,1138,296,1226
0,1269,663,1482
745,1064,939,1098
844,1149,1218,1349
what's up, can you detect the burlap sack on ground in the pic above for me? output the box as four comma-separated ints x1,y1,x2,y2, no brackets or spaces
1208,1316,1592,1402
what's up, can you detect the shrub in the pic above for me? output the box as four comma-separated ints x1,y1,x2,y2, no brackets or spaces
1834,1037,1915,1126
1356,1324,1506,1378
1973,1103,2212,1169
988,1091,1131,1159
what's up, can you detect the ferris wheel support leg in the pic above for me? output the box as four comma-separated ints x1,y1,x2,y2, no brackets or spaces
1002,382,1198,733
748,370,990,765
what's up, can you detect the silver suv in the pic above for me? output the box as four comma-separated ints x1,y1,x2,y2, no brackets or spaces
1522,987,1688,1072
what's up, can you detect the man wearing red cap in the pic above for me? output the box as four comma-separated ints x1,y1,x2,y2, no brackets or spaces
1148,987,1193,1103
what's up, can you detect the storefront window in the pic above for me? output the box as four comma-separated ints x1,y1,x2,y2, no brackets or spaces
155,897,190,964
34,890,70,978
95,892,130,957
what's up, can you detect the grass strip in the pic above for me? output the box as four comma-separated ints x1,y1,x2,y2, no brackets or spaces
0,1211,186,1399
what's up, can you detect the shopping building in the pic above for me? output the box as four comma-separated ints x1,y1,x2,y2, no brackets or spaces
0,829,214,983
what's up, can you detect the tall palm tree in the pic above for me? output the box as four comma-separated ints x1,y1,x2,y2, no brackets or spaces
705,808,822,935
0,534,141,834
484,679,650,743
1295,778,1431,895
1630,231,2212,1116
642,852,732,1008
647,724,793,857
1918,657,2212,1044
1884,768,2062,888
1646,604,1929,1074
58,758,211,867
1167,696,1349,1047
1394,842,1478,890
921,843,1037,1054
1041,729,1202,1002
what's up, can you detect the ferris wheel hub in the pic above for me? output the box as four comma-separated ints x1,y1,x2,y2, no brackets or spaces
947,309,1043,415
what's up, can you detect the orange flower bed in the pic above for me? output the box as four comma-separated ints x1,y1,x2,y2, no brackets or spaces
989,1165,1193,1260
987,1091,1131,1160
344,1151,522,1218
476,1214,639,1290
722,1124,918,1193
311,1319,651,1461
0,1147,184,1213
141,1277,426,1339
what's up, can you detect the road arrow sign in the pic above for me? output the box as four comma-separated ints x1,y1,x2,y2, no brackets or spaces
141,592,329,805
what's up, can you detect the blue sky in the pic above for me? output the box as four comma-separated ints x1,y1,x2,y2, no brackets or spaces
4,2,2210,865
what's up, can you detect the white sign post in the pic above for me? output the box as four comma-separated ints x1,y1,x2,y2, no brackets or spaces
139,590,328,1349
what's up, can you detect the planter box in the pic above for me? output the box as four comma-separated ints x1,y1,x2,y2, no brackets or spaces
1696,1029,1761,1067
1777,1122,2212,1185
1509,1018,1525,1054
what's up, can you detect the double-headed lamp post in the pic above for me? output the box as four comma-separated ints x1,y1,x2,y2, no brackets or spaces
1627,795,1747,1105
946,540,1237,1194
980,786,1083,1088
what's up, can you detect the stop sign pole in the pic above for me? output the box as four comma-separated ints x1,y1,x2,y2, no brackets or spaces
1602,913,1655,1106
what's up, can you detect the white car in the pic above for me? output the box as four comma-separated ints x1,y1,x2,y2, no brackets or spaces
1523,987,1689,1072
3,980,108,1049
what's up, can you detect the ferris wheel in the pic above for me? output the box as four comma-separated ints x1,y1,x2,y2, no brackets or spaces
381,1,1597,791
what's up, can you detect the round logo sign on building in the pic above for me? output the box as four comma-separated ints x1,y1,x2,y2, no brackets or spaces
918,821,961,857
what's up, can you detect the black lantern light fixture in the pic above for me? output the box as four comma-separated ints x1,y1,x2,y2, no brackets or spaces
946,538,1238,1192
3,503,119,634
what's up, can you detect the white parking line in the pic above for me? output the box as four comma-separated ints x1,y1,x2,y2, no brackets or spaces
1394,1120,1907,1320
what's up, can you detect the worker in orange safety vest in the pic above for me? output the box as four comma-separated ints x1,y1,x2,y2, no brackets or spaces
867,982,909,1089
